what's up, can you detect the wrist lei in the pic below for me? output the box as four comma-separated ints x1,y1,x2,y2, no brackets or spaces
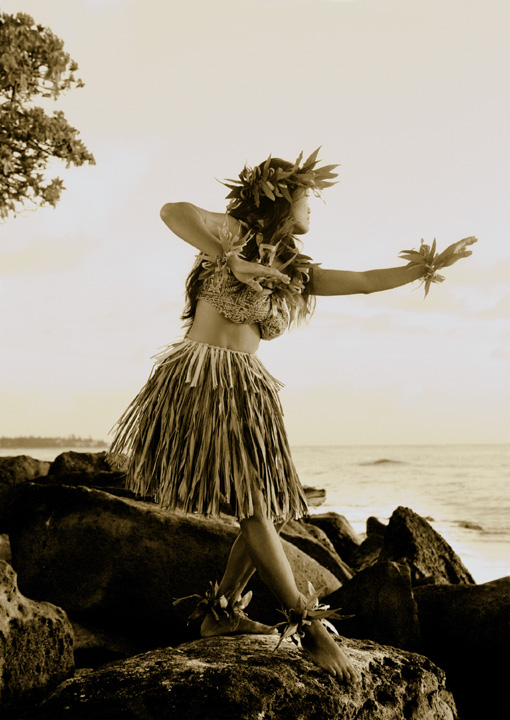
399,239,445,298
198,220,247,289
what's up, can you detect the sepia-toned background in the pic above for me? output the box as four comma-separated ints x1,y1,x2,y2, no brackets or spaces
1,0,509,446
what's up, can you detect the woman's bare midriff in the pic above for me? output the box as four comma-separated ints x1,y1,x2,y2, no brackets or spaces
187,299,261,353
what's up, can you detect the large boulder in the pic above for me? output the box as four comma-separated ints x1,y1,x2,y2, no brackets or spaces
70,619,140,669
324,561,421,652
45,452,128,496
379,507,475,585
0,455,50,485
366,515,388,536
0,534,11,564
306,512,362,567
0,560,73,717
351,533,386,572
415,576,510,720
0,456,50,528
29,635,458,720
30,471,133,501
49,451,124,476
6,483,340,650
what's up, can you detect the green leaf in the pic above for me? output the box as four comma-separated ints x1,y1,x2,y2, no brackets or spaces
280,184,293,203
260,181,275,200
302,146,321,170
316,164,339,174
262,153,272,177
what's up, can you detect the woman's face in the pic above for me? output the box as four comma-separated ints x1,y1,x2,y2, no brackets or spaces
291,190,311,234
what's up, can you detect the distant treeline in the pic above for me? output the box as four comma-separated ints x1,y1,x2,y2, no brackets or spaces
0,435,108,449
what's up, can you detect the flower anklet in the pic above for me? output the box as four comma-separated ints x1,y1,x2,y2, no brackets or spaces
173,580,254,631
272,582,352,650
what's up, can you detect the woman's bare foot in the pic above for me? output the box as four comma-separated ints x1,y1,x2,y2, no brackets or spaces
300,619,358,683
201,610,277,638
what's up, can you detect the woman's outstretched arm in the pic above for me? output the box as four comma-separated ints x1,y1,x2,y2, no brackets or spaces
311,264,425,296
312,236,477,296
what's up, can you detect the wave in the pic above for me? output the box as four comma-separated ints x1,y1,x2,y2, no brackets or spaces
457,520,485,532
358,458,407,466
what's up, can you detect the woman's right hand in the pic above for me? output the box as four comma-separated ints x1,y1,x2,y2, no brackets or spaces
435,236,478,268
227,255,291,293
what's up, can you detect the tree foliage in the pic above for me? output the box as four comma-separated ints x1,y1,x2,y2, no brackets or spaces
0,12,95,220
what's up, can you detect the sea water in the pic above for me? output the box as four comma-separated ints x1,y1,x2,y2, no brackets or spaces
2,444,508,584
292,444,510,584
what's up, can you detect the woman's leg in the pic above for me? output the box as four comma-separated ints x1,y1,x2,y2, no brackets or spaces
239,503,357,681
200,521,286,637
216,520,286,601
207,493,357,681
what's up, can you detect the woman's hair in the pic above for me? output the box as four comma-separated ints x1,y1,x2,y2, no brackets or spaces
181,156,324,329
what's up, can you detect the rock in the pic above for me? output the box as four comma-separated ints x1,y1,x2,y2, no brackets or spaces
45,451,128,495
0,455,50,484
366,515,387,536
49,451,124,476
7,483,340,650
302,521,353,564
0,560,74,717
302,485,326,507
306,512,362,566
323,561,421,651
351,533,385,571
415,576,510,720
379,507,475,585
32,471,131,497
71,619,139,669
29,635,458,720
0,456,50,528
457,520,483,531
281,520,353,583
0,534,11,564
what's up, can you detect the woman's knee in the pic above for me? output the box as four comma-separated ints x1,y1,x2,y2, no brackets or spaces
240,508,272,531
238,490,294,537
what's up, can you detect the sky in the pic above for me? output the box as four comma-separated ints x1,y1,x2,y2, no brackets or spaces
1,0,509,446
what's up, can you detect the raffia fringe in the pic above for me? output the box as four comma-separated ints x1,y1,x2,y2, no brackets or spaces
108,338,308,521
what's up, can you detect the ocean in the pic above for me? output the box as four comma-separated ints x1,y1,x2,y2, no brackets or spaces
292,444,509,585
1,444,508,585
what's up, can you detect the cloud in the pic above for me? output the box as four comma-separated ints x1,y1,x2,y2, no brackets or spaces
280,379,510,446
0,235,95,275
1,0,507,445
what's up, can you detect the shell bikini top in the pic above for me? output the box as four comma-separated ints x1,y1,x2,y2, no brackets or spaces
197,272,290,341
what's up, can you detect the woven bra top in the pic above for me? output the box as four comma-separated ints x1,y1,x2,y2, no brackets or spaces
196,272,290,341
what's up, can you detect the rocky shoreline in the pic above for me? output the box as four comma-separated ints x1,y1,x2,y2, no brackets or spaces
0,452,508,719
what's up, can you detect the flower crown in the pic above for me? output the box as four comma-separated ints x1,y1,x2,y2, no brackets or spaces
222,147,339,211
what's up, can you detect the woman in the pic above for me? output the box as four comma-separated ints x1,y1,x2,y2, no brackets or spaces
109,150,476,682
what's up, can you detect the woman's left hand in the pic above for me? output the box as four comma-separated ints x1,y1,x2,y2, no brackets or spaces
435,236,478,269
227,255,291,293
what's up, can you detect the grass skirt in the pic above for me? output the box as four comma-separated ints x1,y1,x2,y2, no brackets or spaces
108,338,309,521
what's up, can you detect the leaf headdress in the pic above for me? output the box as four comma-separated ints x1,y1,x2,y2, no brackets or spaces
222,147,339,216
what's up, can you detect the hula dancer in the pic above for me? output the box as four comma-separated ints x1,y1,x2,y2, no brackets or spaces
109,149,476,681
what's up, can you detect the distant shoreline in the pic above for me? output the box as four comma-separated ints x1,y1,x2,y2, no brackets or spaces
0,437,108,450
